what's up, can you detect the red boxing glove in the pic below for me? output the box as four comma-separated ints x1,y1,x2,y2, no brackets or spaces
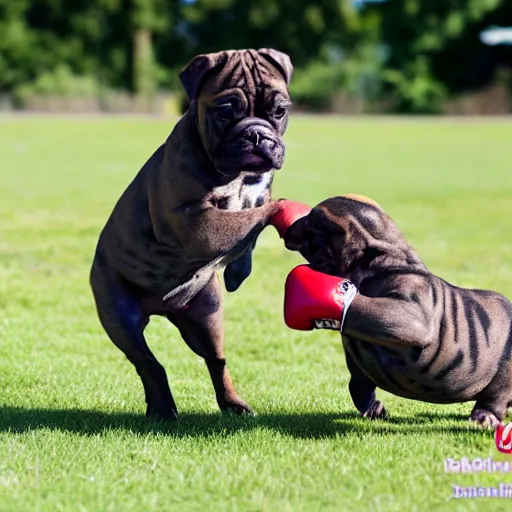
269,199,311,238
284,265,358,332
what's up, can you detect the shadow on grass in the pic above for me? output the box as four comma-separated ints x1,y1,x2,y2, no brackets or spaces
0,406,485,439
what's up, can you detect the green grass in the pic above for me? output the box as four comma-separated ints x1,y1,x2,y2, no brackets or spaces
1,115,512,512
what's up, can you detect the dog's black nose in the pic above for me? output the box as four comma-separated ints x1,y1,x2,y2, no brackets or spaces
247,131,261,146
244,126,275,147
245,131,277,154
240,123,284,170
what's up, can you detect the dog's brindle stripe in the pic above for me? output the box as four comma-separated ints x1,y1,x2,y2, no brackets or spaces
474,298,491,347
461,293,480,373
449,287,460,343
434,349,464,381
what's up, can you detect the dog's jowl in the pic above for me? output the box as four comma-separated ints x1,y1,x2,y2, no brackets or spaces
90,49,293,420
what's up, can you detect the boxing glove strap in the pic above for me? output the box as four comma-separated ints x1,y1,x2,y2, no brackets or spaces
312,279,358,333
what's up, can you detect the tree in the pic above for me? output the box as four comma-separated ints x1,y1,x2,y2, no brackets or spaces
177,0,361,68
360,0,507,112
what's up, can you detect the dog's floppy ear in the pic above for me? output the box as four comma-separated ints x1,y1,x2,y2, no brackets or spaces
258,48,293,85
180,51,229,101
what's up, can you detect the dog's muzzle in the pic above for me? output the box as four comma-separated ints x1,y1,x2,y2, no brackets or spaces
216,118,285,173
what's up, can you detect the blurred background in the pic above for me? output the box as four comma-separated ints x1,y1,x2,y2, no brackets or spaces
1,0,512,116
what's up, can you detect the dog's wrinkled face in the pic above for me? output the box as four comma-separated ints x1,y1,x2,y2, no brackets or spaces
180,49,293,176
285,196,396,276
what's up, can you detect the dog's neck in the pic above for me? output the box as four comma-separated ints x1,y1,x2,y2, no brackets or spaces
346,244,429,287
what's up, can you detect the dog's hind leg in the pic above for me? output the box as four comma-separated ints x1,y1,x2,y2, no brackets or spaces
168,273,253,415
470,369,512,429
470,386,512,429
470,327,512,428
90,256,178,420
470,405,502,429
345,349,387,419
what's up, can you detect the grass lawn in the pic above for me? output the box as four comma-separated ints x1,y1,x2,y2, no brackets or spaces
1,114,512,512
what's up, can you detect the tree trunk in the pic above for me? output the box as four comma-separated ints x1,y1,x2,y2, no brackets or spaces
133,26,155,111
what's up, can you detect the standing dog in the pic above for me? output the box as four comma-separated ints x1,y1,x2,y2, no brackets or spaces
90,49,294,420
282,195,512,427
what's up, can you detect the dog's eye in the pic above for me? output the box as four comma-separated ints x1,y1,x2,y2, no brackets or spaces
273,105,287,119
215,103,235,121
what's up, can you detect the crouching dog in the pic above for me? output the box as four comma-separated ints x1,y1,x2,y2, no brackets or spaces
273,195,512,428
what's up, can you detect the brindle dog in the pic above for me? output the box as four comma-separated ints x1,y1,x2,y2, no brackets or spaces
285,195,512,428
90,49,293,420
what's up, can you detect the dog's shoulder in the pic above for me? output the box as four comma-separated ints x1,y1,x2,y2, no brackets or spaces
359,265,433,300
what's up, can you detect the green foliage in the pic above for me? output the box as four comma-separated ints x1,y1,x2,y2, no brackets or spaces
13,66,100,107
179,0,360,68
361,0,508,111
382,57,447,114
289,44,385,112
0,0,511,112
0,0,120,92
290,62,345,111
0,0,40,92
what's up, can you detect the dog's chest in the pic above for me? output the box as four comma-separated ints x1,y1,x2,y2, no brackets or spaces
146,172,274,311
211,172,273,211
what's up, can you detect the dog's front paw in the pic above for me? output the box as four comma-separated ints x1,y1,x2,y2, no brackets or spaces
469,409,502,430
361,400,387,420
224,250,252,292
218,394,255,416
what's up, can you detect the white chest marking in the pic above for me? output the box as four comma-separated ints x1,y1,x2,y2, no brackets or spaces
246,172,272,199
